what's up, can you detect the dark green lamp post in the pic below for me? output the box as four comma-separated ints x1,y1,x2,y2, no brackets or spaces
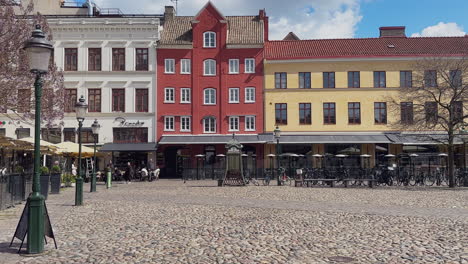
90,119,100,192
75,96,88,205
23,24,53,254
274,126,281,185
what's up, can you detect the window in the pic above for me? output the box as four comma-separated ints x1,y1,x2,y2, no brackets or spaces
204,59,216,76
180,88,191,103
400,102,414,124
245,58,255,73
374,71,386,88
245,87,255,103
135,89,148,112
275,72,287,89
88,89,101,112
16,128,30,139
64,129,76,143
41,128,61,144
180,116,191,132
113,128,148,143
299,103,312,125
180,59,191,74
203,32,216,48
164,59,175,74
229,59,239,74
0,129,4,137
452,101,463,121
400,71,412,87
17,89,31,113
275,103,287,125
64,89,77,113
424,70,437,87
204,88,216,105
245,116,256,131
88,48,101,71
112,48,125,71
374,102,387,124
64,48,78,71
112,89,125,112
203,117,216,133
425,102,438,123
135,48,149,71
80,130,94,144
164,116,175,131
323,72,335,88
229,116,239,131
164,88,175,103
299,72,311,88
348,71,360,88
229,88,239,103
323,103,336,124
450,70,462,87
348,102,361,124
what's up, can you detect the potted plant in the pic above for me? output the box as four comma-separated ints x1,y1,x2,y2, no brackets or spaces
40,166,50,200
50,165,61,194
62,173,76,187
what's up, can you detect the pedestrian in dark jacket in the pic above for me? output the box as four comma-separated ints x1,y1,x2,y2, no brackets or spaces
124,162,133,184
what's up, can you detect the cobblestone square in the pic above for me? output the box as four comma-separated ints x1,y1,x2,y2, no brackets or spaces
0,180,467,264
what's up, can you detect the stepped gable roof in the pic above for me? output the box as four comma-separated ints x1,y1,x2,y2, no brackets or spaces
160,15,264,45
265,36,468,60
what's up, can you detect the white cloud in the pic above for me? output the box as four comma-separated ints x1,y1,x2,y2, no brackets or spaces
411,22,466,37
90,0,365,40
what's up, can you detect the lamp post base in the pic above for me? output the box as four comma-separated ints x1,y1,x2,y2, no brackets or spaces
27,193,45,254
90,173,96,193
75,178,83,206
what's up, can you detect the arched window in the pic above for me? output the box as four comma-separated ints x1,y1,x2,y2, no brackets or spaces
203,31,216,48
203,116,216,133
203,59,216,76
204,88,216,105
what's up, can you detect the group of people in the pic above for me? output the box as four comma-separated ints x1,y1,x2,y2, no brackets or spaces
106,160,160,183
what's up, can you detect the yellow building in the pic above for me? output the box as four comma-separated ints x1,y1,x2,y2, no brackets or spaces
263,27,468,170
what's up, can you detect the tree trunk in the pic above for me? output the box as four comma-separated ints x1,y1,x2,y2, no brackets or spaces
448,144,455,188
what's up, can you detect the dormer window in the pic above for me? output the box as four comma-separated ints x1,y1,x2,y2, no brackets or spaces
203,32,216,48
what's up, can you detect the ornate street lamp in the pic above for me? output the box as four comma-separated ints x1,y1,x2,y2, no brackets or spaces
273,126,281,185
90,119,100,192
75,96,88,205
22,24,53,254
459,127,468,186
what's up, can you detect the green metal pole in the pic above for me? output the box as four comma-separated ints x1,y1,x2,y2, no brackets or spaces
90,134,97,192
75,121,83,206
276,139,281,186
27,73,45,254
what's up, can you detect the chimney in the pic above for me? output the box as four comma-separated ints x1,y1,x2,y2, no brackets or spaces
259,9,268,41
259,9,265,20
164,6,175,20
379,26,406,38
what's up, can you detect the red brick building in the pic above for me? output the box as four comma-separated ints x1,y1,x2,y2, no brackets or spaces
156,3,270,177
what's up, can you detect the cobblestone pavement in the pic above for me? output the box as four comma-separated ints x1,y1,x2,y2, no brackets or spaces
0,180,467,264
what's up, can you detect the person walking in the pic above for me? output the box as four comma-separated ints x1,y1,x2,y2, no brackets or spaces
124,162,133,184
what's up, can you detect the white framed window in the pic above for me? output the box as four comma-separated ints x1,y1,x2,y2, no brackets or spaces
164,88,175,103
245,87,255,103
229,59,239,74
229,88,239,103
164,116,175,131
229,116,239,131
204,59,216,76
245,116,256,131
164,59,175,73
204,88,216,105
180,88,191,103
203,117,216,133
245,58,255,73
180,116,191,132
203,31,216,48
180,59,191,74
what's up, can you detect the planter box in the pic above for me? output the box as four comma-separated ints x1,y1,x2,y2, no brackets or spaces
40,174,50,200
50,173,61,194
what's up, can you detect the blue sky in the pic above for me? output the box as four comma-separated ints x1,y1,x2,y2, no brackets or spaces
93,0,467,40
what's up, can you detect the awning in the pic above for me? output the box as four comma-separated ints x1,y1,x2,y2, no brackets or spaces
99,143,158,152
159,134,274,145
387,134,463,145
276,134,392,144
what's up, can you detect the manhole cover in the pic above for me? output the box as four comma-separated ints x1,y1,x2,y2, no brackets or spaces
328,256,357,263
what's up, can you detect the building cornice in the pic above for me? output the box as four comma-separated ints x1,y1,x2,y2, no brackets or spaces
264,56,466,64
226,44,263,49
157,44,193,49
265,87,400,92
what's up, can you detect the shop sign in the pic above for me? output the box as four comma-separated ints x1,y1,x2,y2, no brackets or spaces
115,117,145,127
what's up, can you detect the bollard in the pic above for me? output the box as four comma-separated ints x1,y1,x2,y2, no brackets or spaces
106,171,112,189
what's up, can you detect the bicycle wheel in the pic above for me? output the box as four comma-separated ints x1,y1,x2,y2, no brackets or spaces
425,173,435,186
408,173,417,186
